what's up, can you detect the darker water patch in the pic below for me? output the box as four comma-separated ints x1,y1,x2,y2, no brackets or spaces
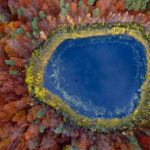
43,34,147,118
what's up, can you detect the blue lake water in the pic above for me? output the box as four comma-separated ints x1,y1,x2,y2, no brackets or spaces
43,34,147,118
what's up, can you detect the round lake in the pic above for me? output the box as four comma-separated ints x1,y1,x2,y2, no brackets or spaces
43,34,147,118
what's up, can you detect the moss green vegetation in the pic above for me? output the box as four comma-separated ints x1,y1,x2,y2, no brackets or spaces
54,123,64,134
39,10,46,19
60,0,70,17
78,0,83,9
125,0,149,10
128,135,142,150
25,32,32,38
9,70,18,75
5,59,16,66
65,3,70,13
88,0,96,5
26,23,150,132
143,129,150,137
32,31,39,38
32,17,39,31
15,27,24,35
0,14,7,23
17,7,24,16
85,7,89,14
93,8,100,17
89,146,96,150
39,125,45,133
70,145,78,150
36,108,45,118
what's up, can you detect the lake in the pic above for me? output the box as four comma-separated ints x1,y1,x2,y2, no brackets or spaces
43,34,147,118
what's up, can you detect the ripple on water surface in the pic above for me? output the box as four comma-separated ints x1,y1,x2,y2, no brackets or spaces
43,34,147,118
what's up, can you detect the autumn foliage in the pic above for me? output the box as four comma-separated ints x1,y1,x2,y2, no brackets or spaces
0,0,150,149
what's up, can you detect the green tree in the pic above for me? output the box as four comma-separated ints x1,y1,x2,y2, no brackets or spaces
39,10,46,19
5,60,16,66
78,0,83,9
36,108,45,118
9,70,18,75
125,0,149,10
54,123,64,134
93,8,100,17
88,0,96,5
17,7,24,16
60,0,70,17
